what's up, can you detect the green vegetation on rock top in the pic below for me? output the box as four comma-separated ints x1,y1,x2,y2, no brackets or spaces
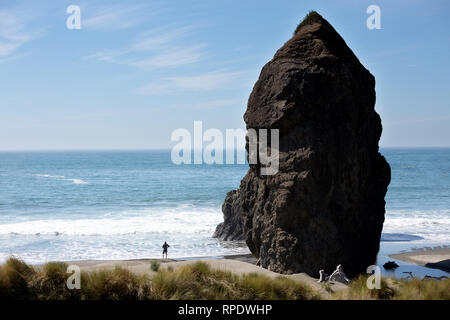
294,11,323,35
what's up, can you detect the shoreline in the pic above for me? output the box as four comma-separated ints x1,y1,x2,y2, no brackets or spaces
389,246,450,273
27,244,450,279
38,253,257,268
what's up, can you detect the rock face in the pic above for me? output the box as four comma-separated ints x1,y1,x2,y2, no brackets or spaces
213,190,245,241
213,12,391,277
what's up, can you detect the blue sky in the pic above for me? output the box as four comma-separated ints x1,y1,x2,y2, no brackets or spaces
1,0,449,150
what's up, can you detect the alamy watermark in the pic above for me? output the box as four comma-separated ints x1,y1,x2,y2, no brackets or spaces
171,121,279,175
366,265,381,289
66,5,81,30
66,4,381,31
367,5,381,30
66,264,81,290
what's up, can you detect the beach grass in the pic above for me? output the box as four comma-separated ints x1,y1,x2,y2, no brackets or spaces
333,274,450,300
332,275,395,300
0,257,449,300
151,262,320,300
389,278,450,300
150,260,161,272
0,256,36,299
0,258,318,300
82,267,152,300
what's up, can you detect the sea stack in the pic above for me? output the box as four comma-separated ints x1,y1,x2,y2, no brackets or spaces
213,11,391,277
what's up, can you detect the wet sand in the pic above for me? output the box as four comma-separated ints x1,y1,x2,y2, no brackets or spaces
390,246,450,273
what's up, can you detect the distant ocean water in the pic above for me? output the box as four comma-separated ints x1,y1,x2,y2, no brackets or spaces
0,148,449,264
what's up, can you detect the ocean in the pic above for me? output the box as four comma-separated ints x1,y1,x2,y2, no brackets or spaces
0,148,449,265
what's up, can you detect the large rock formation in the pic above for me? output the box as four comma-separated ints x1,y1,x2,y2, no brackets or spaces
213,190,245,241
213,11,391,277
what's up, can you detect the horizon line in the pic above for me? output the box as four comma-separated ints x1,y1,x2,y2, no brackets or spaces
1,146,450,152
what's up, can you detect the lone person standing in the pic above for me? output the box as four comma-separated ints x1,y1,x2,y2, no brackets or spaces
162,241,170,259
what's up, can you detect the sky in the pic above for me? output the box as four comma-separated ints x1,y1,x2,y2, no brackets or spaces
0,0,449,150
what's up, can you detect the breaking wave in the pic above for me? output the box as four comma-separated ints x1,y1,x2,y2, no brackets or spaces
34,174,88,185
382,209,450,242
0,207,221,236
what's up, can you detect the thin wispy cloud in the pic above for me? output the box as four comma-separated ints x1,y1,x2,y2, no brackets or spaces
0,10,40,59
130,26,193,51
83,4,151,31
135,70,251,95
67,113,113,120
86,49,128,62
169,71,249,90
126,44,206,69
151,99,243,110
87,25,207,70
134,82,173,96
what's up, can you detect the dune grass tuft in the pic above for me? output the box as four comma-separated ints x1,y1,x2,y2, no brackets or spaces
391,278,450,300
151,262,320,300
150,260,160,272
35,261,72,299
81,267,152,300
333,275,450,300
332,275,395,300
0,257,36,299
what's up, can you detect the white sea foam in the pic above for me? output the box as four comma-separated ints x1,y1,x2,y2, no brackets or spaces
1,207,448,264
34,174,88,185
2,207,449,242
0,207,221,236
71,179,88,185
383,209,450,242
34,174,65,178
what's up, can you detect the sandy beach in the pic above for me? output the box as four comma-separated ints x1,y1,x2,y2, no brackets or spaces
40,254,346,293
390,246,450,273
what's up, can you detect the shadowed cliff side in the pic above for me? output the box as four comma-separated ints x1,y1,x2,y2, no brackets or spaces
213,190,245,241
213,11,391,278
